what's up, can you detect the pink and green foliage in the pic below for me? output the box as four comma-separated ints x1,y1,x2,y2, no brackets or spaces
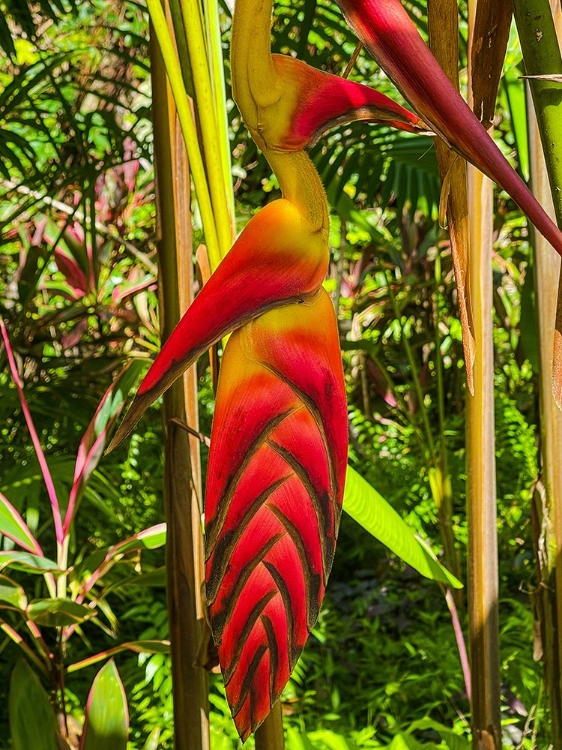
116,0,562,739
0,321,168,747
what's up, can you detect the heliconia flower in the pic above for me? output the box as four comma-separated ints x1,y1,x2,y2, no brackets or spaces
205,290,347,740
258,54,428,152
108,197,329,451
335,0,562,258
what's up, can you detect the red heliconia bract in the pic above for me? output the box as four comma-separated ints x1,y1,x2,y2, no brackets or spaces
110,0,448,739
335,0,562,258
205,291,347,739
263,54,428,151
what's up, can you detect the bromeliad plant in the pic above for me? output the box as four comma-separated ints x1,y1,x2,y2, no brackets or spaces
0,321,169,749
109,0,562,743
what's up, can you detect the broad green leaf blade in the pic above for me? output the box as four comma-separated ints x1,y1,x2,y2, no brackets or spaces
286,727,317,750
27,598,96,627
9,660,59,750
308,729,358,749
408,719,470,750
387,735,425,750
0,574,27,609
0,491,42,555
0,552,60,574
80,660,129,750
343,466,462,588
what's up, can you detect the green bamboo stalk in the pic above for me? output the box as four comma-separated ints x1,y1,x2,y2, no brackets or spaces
146,0,221,269
151,20,210,750
465,3,501,747
512,0,562,221
179,0,233,258
528,99,562,748
513,3,562,740
512,0,562,413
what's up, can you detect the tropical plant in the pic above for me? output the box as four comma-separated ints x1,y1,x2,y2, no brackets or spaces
0,321,168,748
4,0,562,748
106,0,562,748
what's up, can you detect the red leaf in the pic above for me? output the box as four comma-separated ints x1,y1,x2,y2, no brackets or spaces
54,247,88,297
108,199,329,451
205,290,348,739
336,0,562,258
265,54,428,151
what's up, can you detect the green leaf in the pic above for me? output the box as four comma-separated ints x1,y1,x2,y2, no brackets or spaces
0,491,42,554
68,640,170,673
27,599,96,627
387,735,420,750
0,574,27,609
343,466,462,588
286,727,317,750
308,729,358,749
408,719,470,750
0,552,61,574
81,660,129,750
9,660,59,750
112,523,166,555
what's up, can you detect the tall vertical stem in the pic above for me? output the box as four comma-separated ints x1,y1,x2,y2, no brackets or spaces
466,2,501,747
514,2,562,740
255,701,285,750
528,98,562,747
465,164,501,750
151,16,210,750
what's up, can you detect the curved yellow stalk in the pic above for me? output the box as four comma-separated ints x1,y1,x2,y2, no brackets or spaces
146,0,222,269
204,0,236,243
179,0,234,257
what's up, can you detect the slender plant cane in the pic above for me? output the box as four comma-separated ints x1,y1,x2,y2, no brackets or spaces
513,0,562,408
466,1,501,747
427,0,468,597
514,0,562,739
528,101,562,747
151,19,210,750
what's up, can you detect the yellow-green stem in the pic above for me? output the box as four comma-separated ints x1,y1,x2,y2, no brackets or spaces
56,536,70,599
528,95,562,744
204,0,236,242
179,0,233,258
465,164,501,750
146,0,221,269
464,3,501,745
151,18,210,749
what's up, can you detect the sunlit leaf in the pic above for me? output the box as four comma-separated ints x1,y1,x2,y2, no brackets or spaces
0,552,61,574
80,660,129,750
27,598,96,627
343,466,462,588
68,640,170,673
0,574,27,609
0,491,42,555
